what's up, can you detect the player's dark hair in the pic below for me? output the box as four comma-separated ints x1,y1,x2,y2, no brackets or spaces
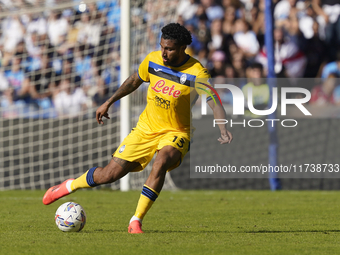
161,23,192,46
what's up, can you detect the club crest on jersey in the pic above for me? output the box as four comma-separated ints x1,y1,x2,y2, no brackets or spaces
119,145,126,153
151,79,181,98
180,74,187,84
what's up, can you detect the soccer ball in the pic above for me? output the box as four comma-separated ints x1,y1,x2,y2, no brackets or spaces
55,202,86,232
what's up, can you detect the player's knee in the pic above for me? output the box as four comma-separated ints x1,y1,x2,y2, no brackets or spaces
152,159,170,175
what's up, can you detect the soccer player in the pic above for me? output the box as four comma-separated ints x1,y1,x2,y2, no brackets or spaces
42,23,233,233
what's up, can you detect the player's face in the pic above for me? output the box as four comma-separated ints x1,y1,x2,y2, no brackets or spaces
160,38,186,66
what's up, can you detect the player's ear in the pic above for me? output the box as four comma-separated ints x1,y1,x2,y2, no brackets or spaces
181,45,187,52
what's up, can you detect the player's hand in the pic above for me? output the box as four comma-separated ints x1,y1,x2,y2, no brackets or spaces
218,129,233,144
96,102,110,125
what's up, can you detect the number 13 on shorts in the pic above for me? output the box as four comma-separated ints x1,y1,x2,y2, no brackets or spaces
157,132,190,157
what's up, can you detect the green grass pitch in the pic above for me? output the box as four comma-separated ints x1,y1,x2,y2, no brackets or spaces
1,190,340,255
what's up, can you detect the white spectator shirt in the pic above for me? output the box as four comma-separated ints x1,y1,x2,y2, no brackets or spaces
54,88,87,117
322,4,340,23
76,21,101,46
176,0,198,21
2,17,24,52
299,15,314,39
233,31,260,54
0,70,9,91
25,34,42,57
27,17,47,36
274,0,291,20
47,18,68,46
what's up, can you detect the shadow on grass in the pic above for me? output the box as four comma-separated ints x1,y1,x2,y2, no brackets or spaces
83,229,340,234
146,230,190,233
149,229,340,234
245,230,340,234
82,229,125,233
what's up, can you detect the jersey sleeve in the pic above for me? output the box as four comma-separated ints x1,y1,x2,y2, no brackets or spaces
195,68,217,102
137,53,150,82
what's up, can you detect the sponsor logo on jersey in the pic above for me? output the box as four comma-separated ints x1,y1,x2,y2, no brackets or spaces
151,79,181,98
155,95,170,109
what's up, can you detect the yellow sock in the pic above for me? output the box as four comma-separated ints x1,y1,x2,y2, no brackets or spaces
134,185,159,220
70,167,98,191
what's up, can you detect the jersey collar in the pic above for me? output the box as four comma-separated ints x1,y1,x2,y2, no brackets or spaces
169,54,190,67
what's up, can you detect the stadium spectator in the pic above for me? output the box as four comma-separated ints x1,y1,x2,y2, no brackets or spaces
60,58,81,90
47,10,68,47
24,12,47,40
53,78,87,117
185,24,204,55
256,26,307,78
284,8,304,48
208,19,230,54
177,0,199,21
1,15,25,53
25,54,55,109
321,51,340,78
209,50,226,77
231,51,247,78
333,82,340,105
185,3,209,28
221,0,245,18
225,63,238,79
75,12,101,47
312,0,340,61
242,62,269,117
233,19,260,59
310,73,338,105
201,0,225,21
92,77,111,106
74,44,98,95
0,67,9,91
194,16,211,48
95,17,118,75
274,0,302,27
302,20,326,78
62,9,78,46
299,3,320,40
106,0,120,30
196,47,209,67
4,56,28,99
0,87,26,118
101,51,120,90
251,1,265,47
222,6,237,36
25,31,42,58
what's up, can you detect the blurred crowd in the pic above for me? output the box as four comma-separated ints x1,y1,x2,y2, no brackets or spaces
1,0,340,119
178,0,340,110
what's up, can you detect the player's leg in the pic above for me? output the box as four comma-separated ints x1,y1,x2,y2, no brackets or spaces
42,158,140,205
128,145,181,233
71,157,141,188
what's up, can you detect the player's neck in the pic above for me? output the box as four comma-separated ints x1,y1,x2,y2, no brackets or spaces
169,54,190,67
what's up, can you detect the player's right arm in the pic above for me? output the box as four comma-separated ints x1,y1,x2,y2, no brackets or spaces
96,72,143,124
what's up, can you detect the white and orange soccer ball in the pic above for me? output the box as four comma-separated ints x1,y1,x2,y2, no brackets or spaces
55,202,86,232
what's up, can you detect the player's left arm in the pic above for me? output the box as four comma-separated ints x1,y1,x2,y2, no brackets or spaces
207,100,233,144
